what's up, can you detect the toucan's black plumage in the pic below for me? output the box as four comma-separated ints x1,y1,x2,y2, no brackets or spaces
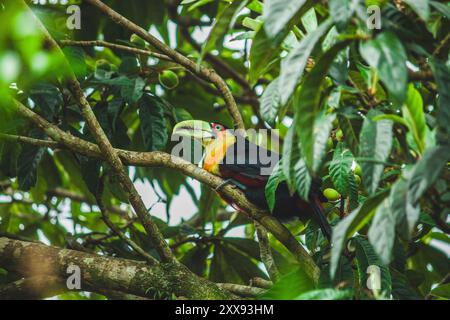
172,120,332,241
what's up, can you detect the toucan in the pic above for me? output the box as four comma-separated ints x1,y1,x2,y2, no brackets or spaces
172,120,332,241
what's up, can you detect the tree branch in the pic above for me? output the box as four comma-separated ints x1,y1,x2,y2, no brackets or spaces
0,237,232,299
216,283,266,297
255,222,280,282
59,40,172,61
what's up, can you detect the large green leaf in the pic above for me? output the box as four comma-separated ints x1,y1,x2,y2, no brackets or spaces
430,59,450,146
249,27,281,84
359,32,407,104
359,110,393,195
313,113,336,173
17,130,46,191
138,94,168,152
261,267,315,299
403,0,430,21
263,0,307,39
296,288,353,300
282,124,300,193
260,77,281,125
265,161,284,211
279,19,333,105
329,0,360,29
329,142,353,196
294,41,350,171
353,237,392,297
368,198,396,265
330,189,389,278
294,158,311,201
402,84,426,154
201,0,244,60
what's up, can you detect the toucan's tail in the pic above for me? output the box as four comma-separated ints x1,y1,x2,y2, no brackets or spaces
311,196,332,242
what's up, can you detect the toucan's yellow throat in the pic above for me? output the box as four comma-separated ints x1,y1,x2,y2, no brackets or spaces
172,120,236,174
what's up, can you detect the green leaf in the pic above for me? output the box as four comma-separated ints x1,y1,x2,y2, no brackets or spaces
294,158,311,201
353,236,392,297
313,113,336,173
201,0,244,60
329,0,359,29
430,283,450,300
430,1,450,18
294,40,350,171
29,83,62,120
280,19,333,105
17,130,46,191
408,145,450,205
368,198,396,265
337,114,359,156
260,77,281,125
329,142,353,195
282,124,300,193
402,84,426,154
359,110,393,195
121,77,145,104
430,59,450,146
330,189,389,278
262,267,315,299
403,0,430,21
359,32,407,104
138,94,168,151
180,245,210,276
389,176,420,238
249,27,281,84
265,161,284,211
263,0,307,39
295,288,353,300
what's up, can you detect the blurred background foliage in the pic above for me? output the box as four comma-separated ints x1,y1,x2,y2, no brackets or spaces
0,0,449,300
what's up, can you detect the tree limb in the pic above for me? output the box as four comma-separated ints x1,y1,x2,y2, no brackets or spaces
0,237,233,299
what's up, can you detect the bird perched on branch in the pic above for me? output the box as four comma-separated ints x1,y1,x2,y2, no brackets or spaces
172,120,331,241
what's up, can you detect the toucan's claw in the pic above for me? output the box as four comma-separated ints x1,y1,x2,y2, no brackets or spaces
215,179,247,192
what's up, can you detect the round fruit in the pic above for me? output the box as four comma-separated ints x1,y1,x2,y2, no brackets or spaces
159,70,179,89
323,188,341,201
327,137,334,150
95,59,111,71
354,174,361,186
354,163,362,177
130,34,146,48
336,129,344,141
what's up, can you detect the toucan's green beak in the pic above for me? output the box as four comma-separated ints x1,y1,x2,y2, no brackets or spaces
172,120,215,142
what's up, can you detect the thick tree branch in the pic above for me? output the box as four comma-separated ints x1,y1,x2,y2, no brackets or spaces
0,276,67,300
0,237,232,299
84,0,245,131
216,283,266,298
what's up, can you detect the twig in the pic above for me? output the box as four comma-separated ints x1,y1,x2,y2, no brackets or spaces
255,222,280,282
216,283,266,297
59,40,172,61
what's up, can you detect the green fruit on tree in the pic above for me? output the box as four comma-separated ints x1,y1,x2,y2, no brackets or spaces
96,59,111,71
336,129,343,141
323,188,341,201
159,70,179,89
130,34,146,48
326,137,334,150
354,174,361,186
354,163,362,177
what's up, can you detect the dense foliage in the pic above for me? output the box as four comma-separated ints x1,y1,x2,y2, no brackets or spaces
0,0,449,300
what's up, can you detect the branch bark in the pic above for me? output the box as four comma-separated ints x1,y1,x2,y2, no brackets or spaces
0,237,232,299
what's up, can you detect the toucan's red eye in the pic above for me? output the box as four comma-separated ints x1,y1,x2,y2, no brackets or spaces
212,123,224,131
